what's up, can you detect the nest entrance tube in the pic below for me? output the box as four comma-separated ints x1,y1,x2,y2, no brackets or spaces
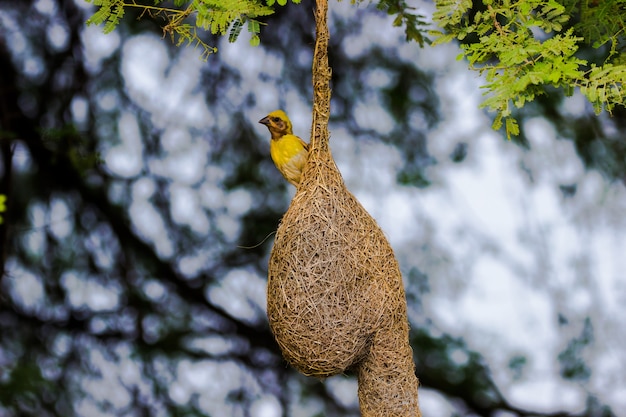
266,0,421,415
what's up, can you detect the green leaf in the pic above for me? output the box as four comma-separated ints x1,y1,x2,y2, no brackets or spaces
492,112,503,131
247,19,261,34
0,194,7,224
505,117,519,139
86,7,110,26
229,18,244,43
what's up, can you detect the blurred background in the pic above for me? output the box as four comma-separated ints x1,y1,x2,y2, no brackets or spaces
1,0,625,416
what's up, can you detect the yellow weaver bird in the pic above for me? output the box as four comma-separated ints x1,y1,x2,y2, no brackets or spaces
259,110,309,186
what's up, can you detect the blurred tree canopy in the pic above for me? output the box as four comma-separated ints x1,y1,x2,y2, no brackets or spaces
0,0,624,416
85,0,625,138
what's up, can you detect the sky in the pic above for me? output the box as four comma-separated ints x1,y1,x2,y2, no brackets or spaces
12,0,626,415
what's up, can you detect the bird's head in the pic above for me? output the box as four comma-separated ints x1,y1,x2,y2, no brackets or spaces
259,110,293,139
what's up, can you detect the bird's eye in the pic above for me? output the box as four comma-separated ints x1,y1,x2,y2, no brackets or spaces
272,117,281,122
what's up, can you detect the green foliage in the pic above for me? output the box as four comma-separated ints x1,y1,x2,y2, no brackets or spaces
39,125,103,175
376,0,431,46
267,0,300,5
508,355,527,380
0,360,54,410
85,0,625,136
558,317,593,381
86,0,425,58
193,0,273,36
86,0,125,34
431,0,626,138
576,0,626,55
85,0,291,59
0,194,5,224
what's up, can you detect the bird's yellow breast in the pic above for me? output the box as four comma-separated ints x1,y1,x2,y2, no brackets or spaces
270,134,306,165
270,134,308,185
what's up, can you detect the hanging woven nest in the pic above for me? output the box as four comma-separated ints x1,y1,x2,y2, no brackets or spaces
266,0,421,415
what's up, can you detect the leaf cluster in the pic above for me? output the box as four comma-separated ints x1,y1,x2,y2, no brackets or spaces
375,0,432,46
430,0,626,138
86,0,300,59
86,0,126,34
575,0,626,56
193,0,275,47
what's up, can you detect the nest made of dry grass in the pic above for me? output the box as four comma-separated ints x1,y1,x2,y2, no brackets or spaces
267,148,419,415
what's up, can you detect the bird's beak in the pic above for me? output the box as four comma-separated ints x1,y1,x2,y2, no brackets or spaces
259,116,270,125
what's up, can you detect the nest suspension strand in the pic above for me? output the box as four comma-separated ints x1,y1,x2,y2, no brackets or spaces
266,0,421,415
